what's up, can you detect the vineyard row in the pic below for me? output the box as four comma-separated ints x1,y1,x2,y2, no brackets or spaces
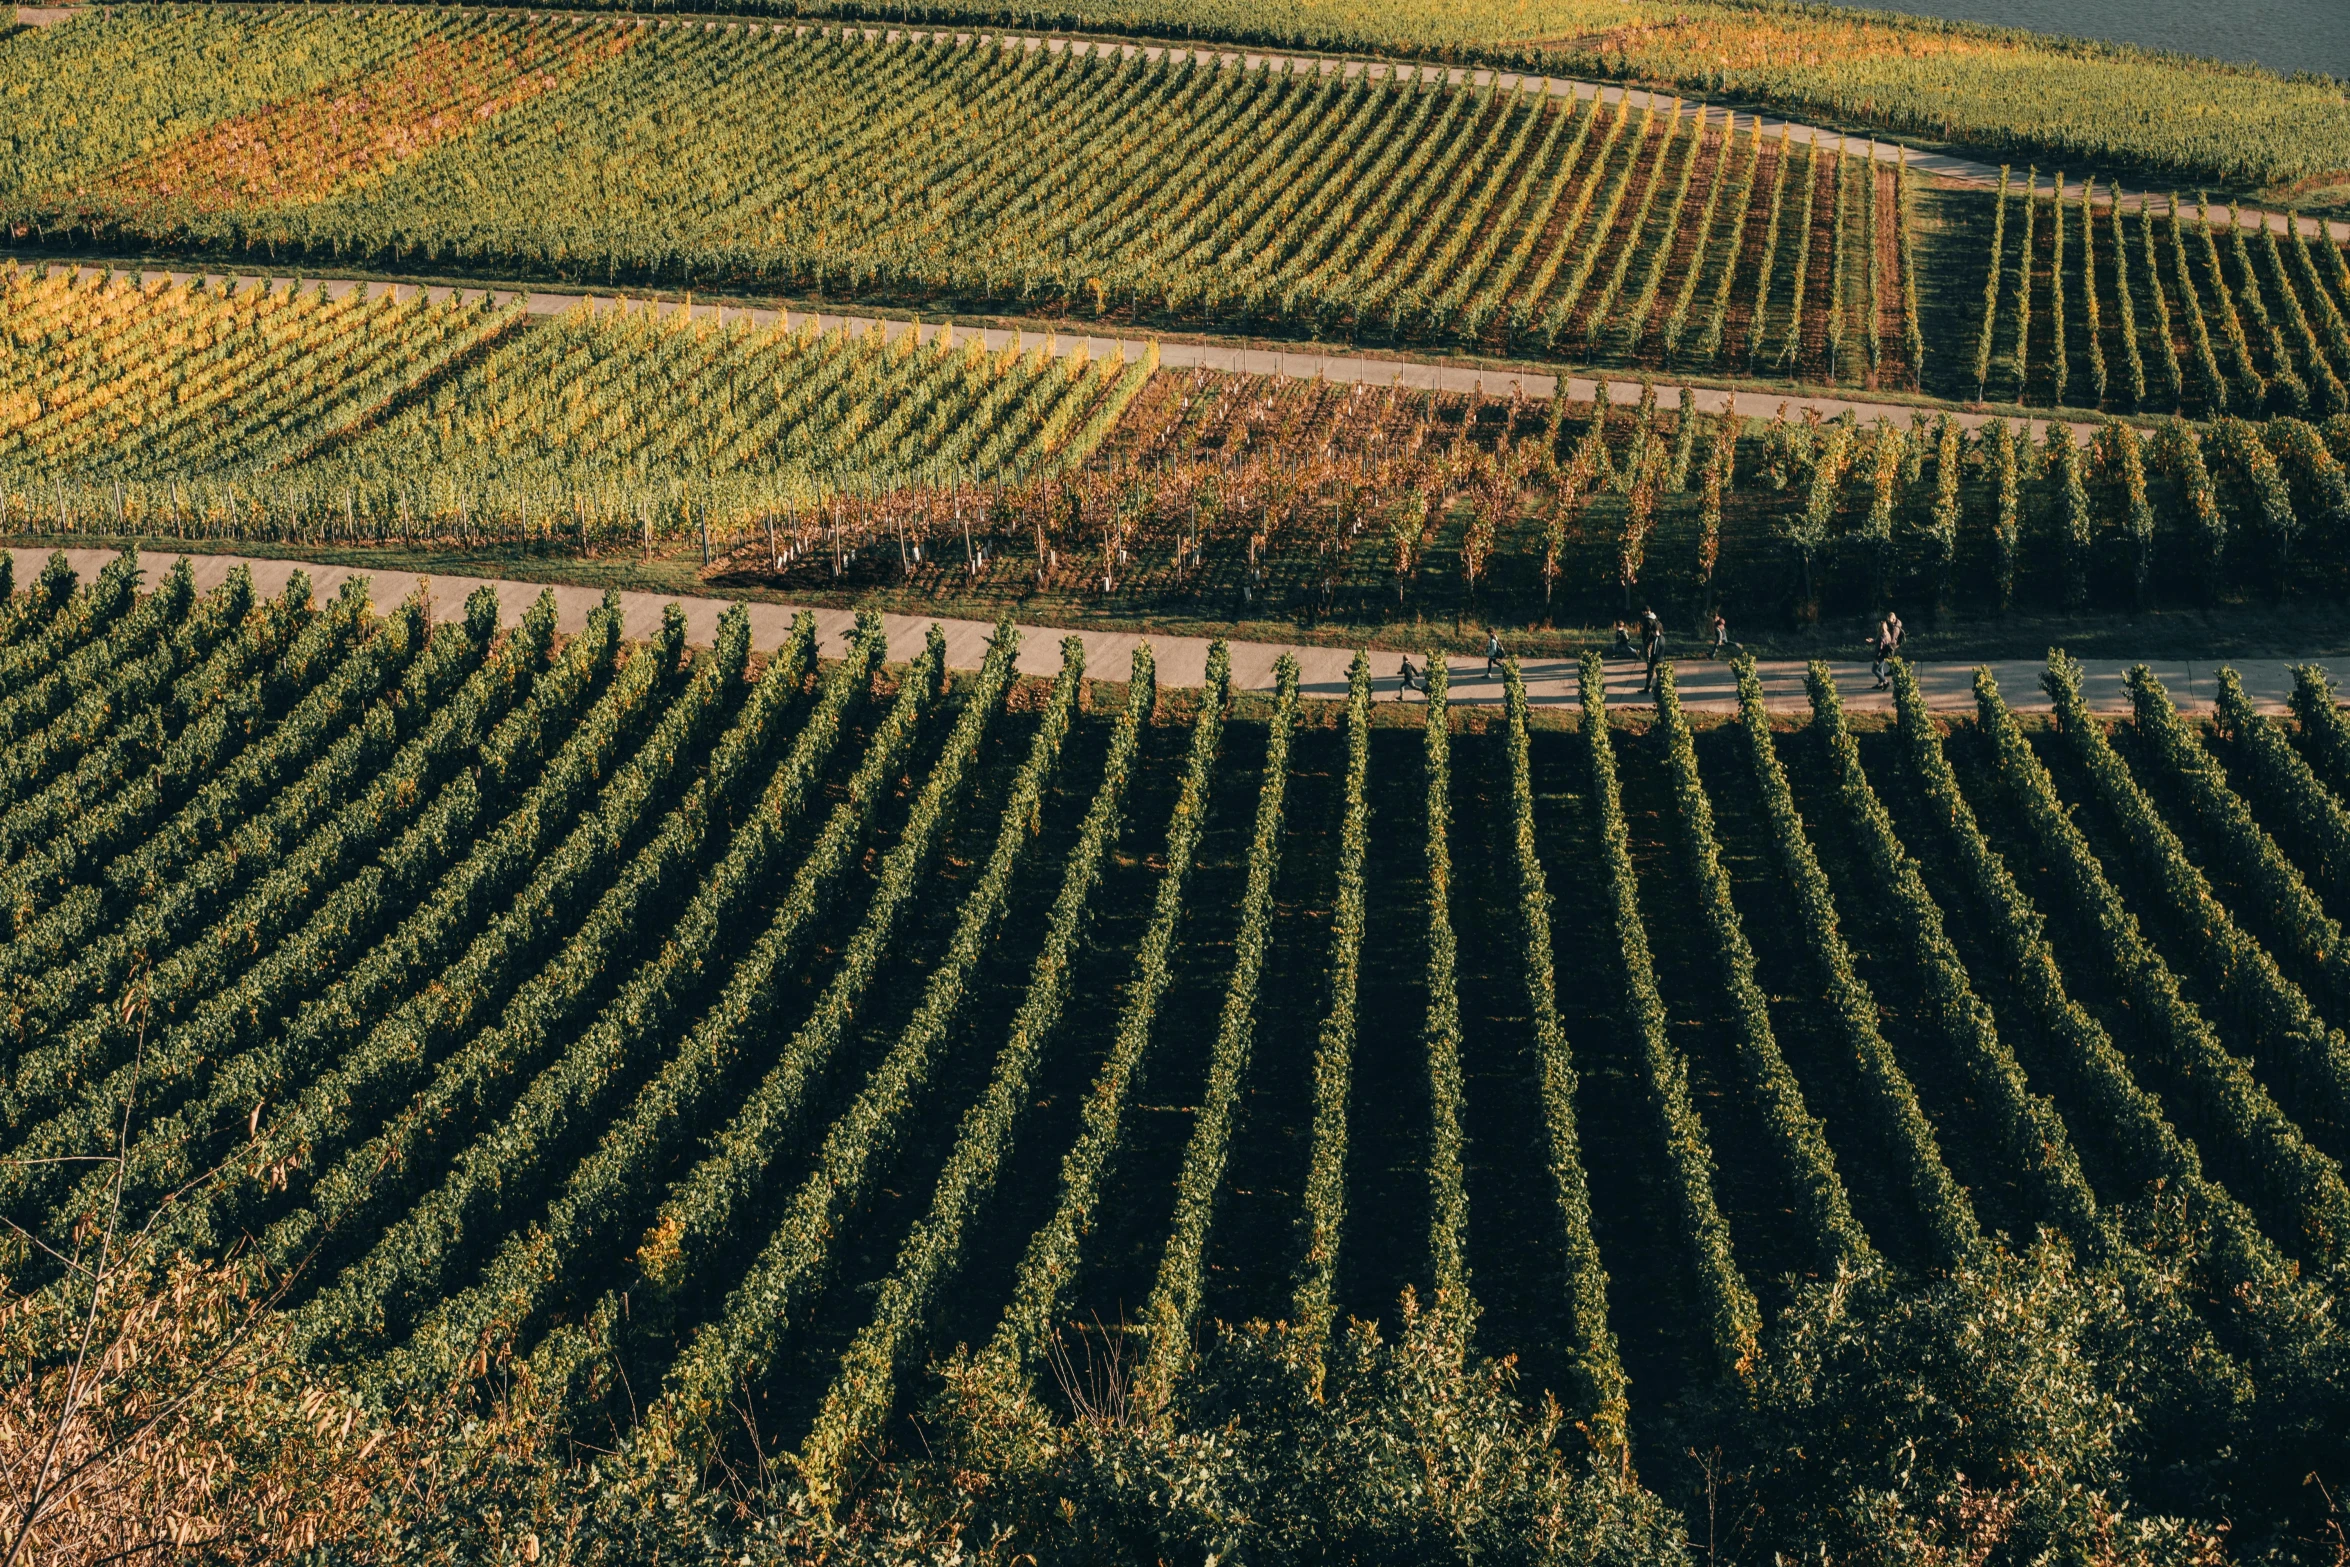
1,554,2346,1530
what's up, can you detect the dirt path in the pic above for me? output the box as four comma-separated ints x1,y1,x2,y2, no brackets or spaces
7,544,2325,714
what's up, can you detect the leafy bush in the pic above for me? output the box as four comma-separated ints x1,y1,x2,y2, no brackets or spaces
1727,1245,2230,1567
941,1295,1687,1567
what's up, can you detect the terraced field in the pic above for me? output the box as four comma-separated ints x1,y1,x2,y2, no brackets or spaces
11,11,1921,380
0,264,1151,536
3,550,2347,1553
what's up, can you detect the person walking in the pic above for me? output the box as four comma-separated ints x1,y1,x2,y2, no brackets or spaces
1869,614,1893,690
1397,655,1425,701
1643,621,1664,695
1484,630,1505,680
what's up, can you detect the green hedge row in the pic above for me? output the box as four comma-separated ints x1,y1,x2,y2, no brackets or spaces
123,595,639,1258
1653,663,1870,1275
1805,661,2100,1243
307,613,833,1368
649,628,1047,1450
0,587,551,1230
255,607,739,1282
1292,653,1372,1342
1733,656,1981,1264
2049,657,2350,1145
1889,661,2303,1315
800,645,1160,1502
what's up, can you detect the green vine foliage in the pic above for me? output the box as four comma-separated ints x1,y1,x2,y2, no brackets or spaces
2291,664,2350,799
1807,662,2104,1243
1139,652,1300,1398
1654,663,1870,1274
799,644,1161,1503
0,551,150,778
385,615,910,1396
647,627,1076,1455
0,586,560,1229
0,571,329,946
163,604,692,1262
304,612,834,1370
95,594,634,1268
0,562,241,872
1502,658,1628,1460
1293,653,1371,1341
254,606,742,1284
2129,664,2350,1036
2219,667,2350,921
1979,664,2350,1266
1417,652,1471,1311
1734,657,1981,1265
977,644,1233,1390
1892,661,2300,1307
5,588,465,1138
2049,657,2350,1143
1580,650,1758,1382
123,594,646,1257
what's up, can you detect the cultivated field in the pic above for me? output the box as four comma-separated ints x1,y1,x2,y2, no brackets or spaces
2,551,2347,1554
11,13,1927,380
8,3,2350,1559
16,266,2345,634
1968,180,2350,414
0,265,1150,531
22,0,2345,196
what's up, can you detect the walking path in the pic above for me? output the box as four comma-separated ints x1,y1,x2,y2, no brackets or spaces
14,547,2328,715
35,262,2103,439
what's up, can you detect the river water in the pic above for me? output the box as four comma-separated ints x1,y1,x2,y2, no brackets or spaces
1850,0,2350,80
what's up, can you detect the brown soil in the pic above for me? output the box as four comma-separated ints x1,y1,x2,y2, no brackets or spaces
2086,205,2126,406
2021,199,2055,405
1718,143,1785,369
1563,124,1672,342
1798,149,1839,382
1493,102,1626,343
1874,164,1908,390
1638,127,1726,351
